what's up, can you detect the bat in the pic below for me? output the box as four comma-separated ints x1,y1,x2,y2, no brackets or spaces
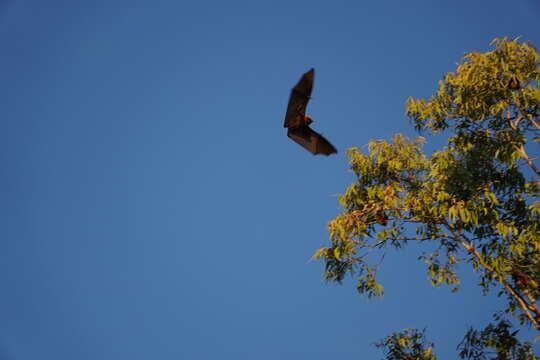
284,68,337,155
508,78,521,90
375,210,388,226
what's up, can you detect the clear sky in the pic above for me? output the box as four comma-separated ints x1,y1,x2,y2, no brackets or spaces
1,1,539,359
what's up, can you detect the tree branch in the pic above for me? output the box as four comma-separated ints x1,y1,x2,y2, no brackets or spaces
515,144,540,177
526,113,540,131
444,222,540,331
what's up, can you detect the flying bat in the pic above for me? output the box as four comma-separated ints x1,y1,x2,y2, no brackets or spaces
284,68,337,155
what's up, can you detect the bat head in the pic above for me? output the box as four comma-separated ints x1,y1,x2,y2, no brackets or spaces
303,115,313,125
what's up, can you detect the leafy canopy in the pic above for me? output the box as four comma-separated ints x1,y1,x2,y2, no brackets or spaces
314,38,540,357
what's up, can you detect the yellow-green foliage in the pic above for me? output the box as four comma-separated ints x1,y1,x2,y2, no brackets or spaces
407,37,540,132
375,329,438,360
315,38,540,330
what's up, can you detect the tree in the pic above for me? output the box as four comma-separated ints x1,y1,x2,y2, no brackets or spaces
314,38,540,358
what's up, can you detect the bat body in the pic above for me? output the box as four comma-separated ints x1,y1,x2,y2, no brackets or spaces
284,68,337,156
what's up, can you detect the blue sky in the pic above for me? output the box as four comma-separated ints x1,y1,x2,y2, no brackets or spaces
1,1,539,359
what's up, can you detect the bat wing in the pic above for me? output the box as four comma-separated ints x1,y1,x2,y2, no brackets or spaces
284,68,314,129
287,126,337,156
